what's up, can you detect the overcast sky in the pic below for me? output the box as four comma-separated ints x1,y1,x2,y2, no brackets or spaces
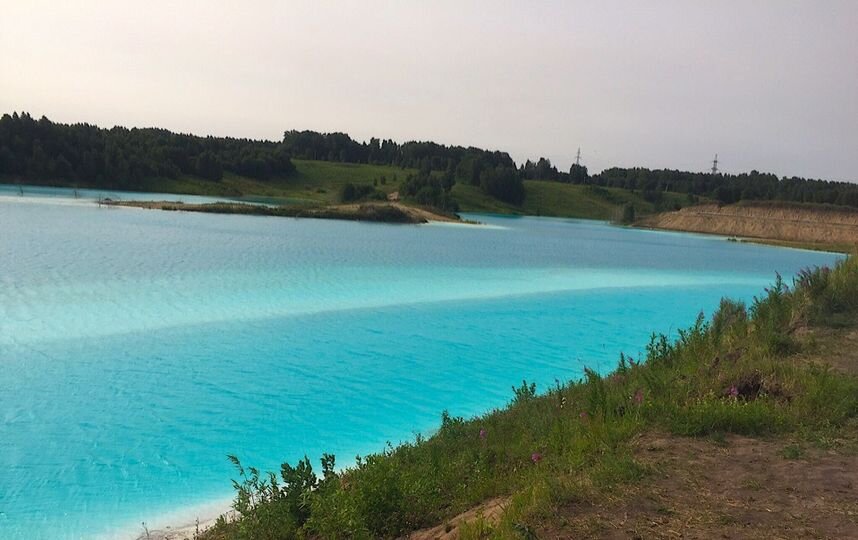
2,1,856,180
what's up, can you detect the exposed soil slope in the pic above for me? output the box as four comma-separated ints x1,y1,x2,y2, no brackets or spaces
639,202,858,249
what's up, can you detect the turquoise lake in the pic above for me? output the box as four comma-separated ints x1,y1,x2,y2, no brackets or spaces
0,188,842,539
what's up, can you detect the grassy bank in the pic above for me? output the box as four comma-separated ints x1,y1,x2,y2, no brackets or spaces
198,258,858,539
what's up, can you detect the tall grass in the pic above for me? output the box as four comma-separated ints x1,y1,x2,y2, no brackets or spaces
204,258,858,540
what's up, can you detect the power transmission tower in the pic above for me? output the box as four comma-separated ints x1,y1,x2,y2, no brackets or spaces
711,154,719,175
575,148,582,166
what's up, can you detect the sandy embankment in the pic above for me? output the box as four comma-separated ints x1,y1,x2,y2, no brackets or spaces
638,202,858,250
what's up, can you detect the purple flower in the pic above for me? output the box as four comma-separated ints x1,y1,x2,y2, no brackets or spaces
729,385,739,398
531,452,542,464
479,428,487,440
633,389,644,405
579,411,589,421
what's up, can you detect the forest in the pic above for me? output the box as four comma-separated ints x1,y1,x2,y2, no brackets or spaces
0,112,295,190
591,167,858,207
2,111,857,210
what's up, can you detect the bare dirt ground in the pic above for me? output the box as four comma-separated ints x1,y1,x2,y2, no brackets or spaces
539,431,858,539
403,498,509,540
340,202,462,223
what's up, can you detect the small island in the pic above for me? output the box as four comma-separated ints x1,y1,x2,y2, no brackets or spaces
103,199,463,224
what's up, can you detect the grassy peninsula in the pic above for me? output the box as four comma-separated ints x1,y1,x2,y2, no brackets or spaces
106,200,458,224
184,258,858,540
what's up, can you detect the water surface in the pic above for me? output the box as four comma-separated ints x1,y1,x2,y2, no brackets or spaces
0,189,841,538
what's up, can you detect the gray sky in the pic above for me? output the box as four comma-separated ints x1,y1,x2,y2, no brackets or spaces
2,1,857,180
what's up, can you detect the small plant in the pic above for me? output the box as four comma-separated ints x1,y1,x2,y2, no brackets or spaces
781,444,803,460
511,380,537,405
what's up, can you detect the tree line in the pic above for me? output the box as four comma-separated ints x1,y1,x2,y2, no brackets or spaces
514,154,858,209
0,112,295,190
588,167,858,207
3,111,856,210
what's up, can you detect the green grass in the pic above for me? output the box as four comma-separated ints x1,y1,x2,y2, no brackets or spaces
454,180,691,220
203,257,858,540
139,160,416,205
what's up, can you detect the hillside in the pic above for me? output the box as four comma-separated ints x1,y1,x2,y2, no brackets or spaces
454,181,689,220
640,201,858,252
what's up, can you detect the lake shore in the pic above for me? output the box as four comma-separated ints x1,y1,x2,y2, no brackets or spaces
196,258,858,539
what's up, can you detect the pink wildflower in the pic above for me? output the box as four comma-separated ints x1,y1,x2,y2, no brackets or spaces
479,428,487,440
531,452,542,464
633,389,644,405
729,385,739,398
579,411,589,421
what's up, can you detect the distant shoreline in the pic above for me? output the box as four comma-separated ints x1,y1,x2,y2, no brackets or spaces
5,181,852,252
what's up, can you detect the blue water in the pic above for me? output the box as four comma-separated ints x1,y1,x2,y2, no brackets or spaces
0,190,841,539
0,182,236,205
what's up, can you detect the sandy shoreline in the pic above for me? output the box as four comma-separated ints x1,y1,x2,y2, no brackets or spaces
126,498,233,540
